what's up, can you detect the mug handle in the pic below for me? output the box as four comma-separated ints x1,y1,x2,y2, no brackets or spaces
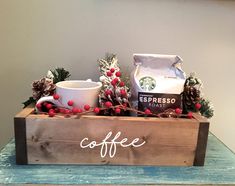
87,79,102,86
35,96,64,112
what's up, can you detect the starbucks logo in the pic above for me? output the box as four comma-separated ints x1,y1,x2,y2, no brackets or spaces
139,76,156,91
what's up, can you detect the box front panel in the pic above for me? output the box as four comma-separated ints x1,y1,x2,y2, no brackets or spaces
26,115,199,166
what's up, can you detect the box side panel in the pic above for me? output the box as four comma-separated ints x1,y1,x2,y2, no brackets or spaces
26,116,200,166
14,117,28,164
193,121,210,166
14,105,35,164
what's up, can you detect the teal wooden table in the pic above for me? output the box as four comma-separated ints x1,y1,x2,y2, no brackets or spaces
0,133,235,185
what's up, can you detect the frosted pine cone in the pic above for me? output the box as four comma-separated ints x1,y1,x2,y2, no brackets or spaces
183,85,200,108
32,78,56,100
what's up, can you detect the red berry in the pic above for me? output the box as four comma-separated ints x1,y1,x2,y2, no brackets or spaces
72,107,79,114
113,78,119,83
36,103,42,109
93,107,100,114
46,103,52,110
84,104,90,111
105,89,112,96
119,81,125,87
111,80,116,86
48,110,55,117
115,71,121,77
187,112,193,119
53,94,60,100
120,89,127,96
110,68,115,73
105,101,112,108
67,100,74,106
122,103,127,108
111,78,119,86
115,108,121,114
145,109,151,115
65,109,71,115
77,108,83,113
175,108,182,114
195,103,201,110
106,71,112,77
54,108,60,113
59,108,65,113
49,109,54,113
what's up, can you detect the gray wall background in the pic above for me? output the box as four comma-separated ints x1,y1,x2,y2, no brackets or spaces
0,0,235,152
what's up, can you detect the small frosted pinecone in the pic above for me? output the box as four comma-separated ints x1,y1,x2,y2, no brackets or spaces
183,85,200,109
32,78,56,100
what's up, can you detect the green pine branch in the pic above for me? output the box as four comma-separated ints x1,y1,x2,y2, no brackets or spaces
22,96,36,108
199,98,214,118
51,68,71,84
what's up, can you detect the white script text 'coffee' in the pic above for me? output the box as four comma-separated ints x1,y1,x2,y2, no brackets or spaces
80,131,146,158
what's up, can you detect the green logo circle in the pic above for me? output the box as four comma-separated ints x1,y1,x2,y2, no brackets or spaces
139,76,156,91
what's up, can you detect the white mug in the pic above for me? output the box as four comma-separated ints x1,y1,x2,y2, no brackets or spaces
36,79,102,110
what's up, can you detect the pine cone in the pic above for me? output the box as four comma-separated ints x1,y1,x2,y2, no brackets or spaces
32,78,56,100
183,85,200,109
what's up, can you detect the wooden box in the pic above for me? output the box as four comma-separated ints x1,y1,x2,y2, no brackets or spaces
14,105,209,166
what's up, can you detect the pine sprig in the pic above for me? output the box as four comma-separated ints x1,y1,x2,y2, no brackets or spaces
22,96,36,108
98,53,120,75
199,98,214,118
120,67,131,89
50,68,71,84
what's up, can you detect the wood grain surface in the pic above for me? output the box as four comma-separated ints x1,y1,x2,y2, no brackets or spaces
25,115,200,166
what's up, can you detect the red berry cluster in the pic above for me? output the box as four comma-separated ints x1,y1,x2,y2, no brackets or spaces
36,93,200,119
174,108,193,119
174,102,201,118
36,102,57,117
100,68,129,116
103,101,124,114
36,94,103,117
142,103,201,119
105,68,125,89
